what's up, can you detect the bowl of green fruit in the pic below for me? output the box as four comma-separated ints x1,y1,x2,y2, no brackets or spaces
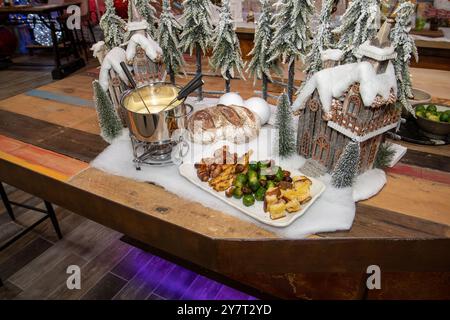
415,104,450,137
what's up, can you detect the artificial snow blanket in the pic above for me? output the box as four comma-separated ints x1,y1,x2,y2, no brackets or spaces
90,126,386,239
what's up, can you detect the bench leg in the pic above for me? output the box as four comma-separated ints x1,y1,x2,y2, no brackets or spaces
0,183,15,221
44,201,63,240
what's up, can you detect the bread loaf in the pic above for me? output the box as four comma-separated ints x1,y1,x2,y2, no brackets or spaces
188,105,260,144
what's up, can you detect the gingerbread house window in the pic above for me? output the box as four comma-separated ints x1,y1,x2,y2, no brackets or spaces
301,132,311,156
312,136,330,165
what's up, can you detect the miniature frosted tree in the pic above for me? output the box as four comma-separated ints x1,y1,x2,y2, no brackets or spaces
304,0,338,75
158,0,185,84
331,140,360,188
132,0,158,37
268,0,314,103
93,80,123,143
276,92,296,158
100,0,126,49
209,0,246,92
333,0,380,62
390,1,418,115
179,0,214,100
247,0,280,100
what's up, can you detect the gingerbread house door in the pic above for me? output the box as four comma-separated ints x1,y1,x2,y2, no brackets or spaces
312,136,330,165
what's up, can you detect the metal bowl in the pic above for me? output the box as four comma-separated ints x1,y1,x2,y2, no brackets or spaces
415,104,450,137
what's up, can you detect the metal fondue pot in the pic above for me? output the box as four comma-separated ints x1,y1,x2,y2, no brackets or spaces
120,82,193,144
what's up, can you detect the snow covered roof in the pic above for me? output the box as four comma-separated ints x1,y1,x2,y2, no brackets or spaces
320,49,344,62
292,61,397,113
355,40,397,61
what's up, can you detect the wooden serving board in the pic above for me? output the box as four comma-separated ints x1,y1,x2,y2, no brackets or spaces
179,163,326,227
411,29,445,38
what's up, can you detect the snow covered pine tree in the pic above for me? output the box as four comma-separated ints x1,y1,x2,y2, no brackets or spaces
100,0,126,49
390,0,418,114
268,0,314,103
210,0,245,92
304,0,339,75
333,0,380,62
276,92,296,158
158,0,185,84
331,140,360,188
179,0,214,100
132,0,158,37
93,80,123,143
246,0,279,100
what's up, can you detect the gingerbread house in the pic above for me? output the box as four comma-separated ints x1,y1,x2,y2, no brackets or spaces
292,17,401,175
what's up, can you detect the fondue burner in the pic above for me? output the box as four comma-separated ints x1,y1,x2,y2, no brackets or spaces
130,134,189,170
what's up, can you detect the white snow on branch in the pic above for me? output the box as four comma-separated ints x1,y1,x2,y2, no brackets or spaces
125,33,163,62
320,49,344,62
127,21,149,32
292,61,397,112
99,47,128,91
355,40,397,61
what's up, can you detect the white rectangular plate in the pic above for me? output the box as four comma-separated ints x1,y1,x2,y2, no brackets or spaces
179,163,326,227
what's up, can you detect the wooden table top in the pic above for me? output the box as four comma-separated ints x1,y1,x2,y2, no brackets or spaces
0,65,449,299
0,1,81,14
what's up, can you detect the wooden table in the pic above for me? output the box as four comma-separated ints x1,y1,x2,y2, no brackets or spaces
0,1,85,79
0,68,449,299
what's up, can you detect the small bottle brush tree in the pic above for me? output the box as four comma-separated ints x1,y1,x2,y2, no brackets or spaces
268,0,314,103
93,80,123,143
331,140,360,188
158,0,185,84
390,1,418,115
304,0,338,75
247,0,279,100
276,92,296,158
333,0,380,62
209,0,246,92
179,0,214,100
100,0,126,49
131,0,158,37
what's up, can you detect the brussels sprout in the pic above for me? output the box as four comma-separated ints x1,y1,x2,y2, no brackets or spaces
415,110,425,118
254,187,266,201
249,161,258,171
266,180,276,189
440,113,449,122
234,173,247,188
258,160,271,169
243,194,255,207
415,105,426,113
247,169,258,180
259,179,268,188
428,114,440,122
427,104,437,112
225,187,234,198
275,167,284,182
233,187,243,199
249,178,261,192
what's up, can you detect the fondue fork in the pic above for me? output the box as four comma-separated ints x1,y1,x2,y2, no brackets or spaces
160,73,204,112
120,62,153,115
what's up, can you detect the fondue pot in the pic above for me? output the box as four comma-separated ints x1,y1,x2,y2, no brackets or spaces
120,82,193,143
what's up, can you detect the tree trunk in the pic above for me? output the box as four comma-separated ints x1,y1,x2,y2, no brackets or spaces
262,73,268,100
169,67,175,85
195,43,203,101
287,57,295,104
225,70,231,93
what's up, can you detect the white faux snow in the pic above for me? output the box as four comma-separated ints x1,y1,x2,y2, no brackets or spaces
353,169,386,202
99,47,128,91
126,20,149,32
89,123,385,238
217,92,245,107
387,143,407,167
126,33,163,62
244,97,271,125
327,121,398,142
355,40,397,61
321,49,344,62
292,61,397,112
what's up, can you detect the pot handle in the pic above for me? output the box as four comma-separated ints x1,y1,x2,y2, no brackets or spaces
167,104,194,119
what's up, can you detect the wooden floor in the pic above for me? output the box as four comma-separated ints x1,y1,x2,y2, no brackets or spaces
0,54,255,300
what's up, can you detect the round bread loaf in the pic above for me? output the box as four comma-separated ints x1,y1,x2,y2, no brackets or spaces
188,105,260,144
